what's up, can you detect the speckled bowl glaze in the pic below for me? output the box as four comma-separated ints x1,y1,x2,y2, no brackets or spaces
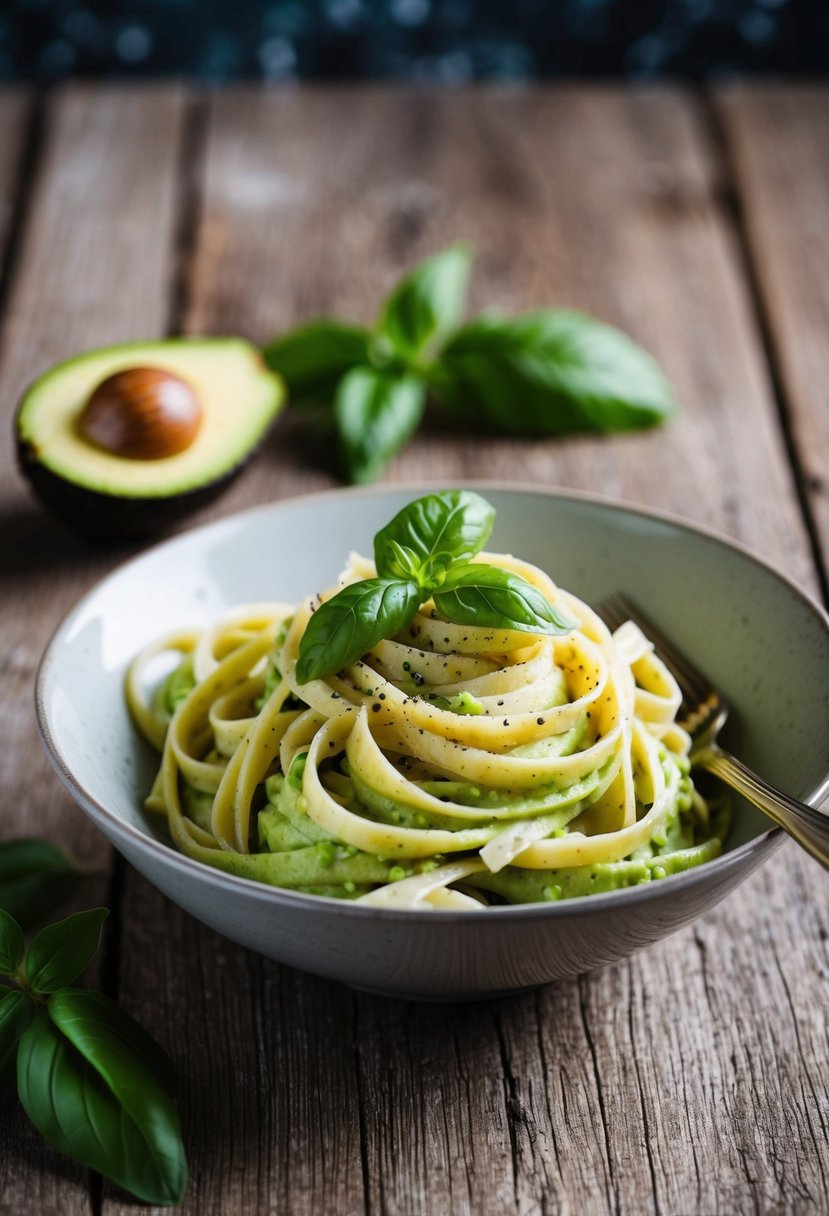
36,485,829,1000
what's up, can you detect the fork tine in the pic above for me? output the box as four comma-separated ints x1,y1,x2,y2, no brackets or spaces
601,593,710,708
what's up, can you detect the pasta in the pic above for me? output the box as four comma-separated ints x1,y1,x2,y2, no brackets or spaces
126,543,728,910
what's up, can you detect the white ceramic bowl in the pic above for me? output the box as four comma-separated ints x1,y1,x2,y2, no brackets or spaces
36,485,829,1000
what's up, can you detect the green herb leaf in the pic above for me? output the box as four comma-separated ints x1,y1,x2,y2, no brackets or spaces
334,366,425,485
0,989,34,1089
264,320,370,405
0,838,81,930
25,908,107,995
433,564,576,635
0,910,25,977
17,997,187,1206
49,987,178,1099
378,245,471,361
435,310,676,433
296,578,421,684
374,490,495,587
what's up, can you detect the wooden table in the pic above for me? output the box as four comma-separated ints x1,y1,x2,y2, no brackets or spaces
1,84,828,1216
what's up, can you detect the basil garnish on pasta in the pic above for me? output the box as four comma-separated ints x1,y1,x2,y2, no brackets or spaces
296,577,422,685
126,491,729,910
374,489,495,584
297,491,572,682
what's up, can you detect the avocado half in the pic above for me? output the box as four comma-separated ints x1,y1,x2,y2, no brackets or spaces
15,338,284,537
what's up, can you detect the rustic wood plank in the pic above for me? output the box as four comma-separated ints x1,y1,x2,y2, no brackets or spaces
0,89,31,276
714,84,829,586
4,84,826,1216
103,903,367,1216
183,87,815,595
105,85,829,1216
0,80,185,848
0,83,185,1214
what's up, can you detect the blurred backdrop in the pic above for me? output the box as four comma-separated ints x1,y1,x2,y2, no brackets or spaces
3,0,827,83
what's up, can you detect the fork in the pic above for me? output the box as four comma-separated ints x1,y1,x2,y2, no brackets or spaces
602,594,829,870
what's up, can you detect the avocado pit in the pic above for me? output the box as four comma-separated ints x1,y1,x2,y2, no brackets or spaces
79,366,202,460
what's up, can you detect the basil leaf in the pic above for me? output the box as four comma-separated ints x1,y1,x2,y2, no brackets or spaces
26,908,107,995
378,245,471,361
264,320,370,405
18,1000,187,1206
435,310,675,433
49,987,177,1100
296,578,421,684
374,490,495,586
433,564,576,635
0,989,34,1088
0,910,24,977
334,366,425,485
0,838,81,929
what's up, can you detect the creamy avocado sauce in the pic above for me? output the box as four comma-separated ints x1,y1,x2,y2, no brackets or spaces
248,745,728,902
156,656,196,718
129,501,730,908
466,836,725,903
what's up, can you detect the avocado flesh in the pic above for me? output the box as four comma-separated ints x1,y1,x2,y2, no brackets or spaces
16,338,284,535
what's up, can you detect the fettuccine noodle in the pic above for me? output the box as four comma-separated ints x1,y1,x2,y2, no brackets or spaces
127,551,727,909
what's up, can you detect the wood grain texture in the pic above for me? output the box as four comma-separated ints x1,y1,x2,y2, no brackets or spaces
714,84,829,587
0,89,31,274
0,84,185,1215
103,87,828,1216
1,86,827,1216
182,87,815,594
0,81,185,844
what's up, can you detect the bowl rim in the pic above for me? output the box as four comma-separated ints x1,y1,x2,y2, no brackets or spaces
36,479,829,923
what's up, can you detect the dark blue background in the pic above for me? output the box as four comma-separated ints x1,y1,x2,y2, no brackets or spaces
3,1,827,82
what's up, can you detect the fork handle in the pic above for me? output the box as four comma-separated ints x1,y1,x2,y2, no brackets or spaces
694,745,829,870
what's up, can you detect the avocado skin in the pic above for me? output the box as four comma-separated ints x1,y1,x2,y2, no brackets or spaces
17,438,261,538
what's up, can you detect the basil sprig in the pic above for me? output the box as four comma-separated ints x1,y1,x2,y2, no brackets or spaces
0,903,187,1206
264,245,675,484
296,490,575,684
